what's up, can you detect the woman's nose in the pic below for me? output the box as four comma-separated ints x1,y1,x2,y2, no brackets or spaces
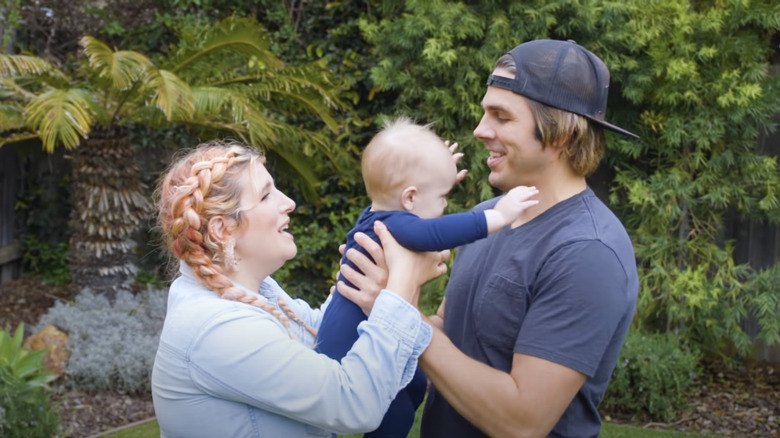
280,190,296,213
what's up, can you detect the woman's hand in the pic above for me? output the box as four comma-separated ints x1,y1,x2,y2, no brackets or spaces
337,231,389,315
374,221,449,306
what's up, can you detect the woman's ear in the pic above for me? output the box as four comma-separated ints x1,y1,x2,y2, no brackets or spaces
400,186,417,212
207,216,229,242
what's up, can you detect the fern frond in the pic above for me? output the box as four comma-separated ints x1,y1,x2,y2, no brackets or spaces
0,101,26,131
169,17,283,74
146,69,194,121
191,86,276,141
0,54,54,78
248,120,339,197
265,86,340,132
25,88,96,152
1,77,38,100
209,63,344,133
191,86,230,117
264,148,319,200
81,36,154,90
249,123,321,198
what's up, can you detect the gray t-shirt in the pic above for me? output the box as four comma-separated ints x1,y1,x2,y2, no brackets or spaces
421,187,639,438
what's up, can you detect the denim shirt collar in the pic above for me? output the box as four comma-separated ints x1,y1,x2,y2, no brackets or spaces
178,261,277,303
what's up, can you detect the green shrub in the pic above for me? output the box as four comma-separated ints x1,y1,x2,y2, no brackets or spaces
602,330,700,423
0,324,61,438
19,234,71,287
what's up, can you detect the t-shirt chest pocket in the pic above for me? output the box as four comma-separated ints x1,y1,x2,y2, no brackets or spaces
473,274,530,351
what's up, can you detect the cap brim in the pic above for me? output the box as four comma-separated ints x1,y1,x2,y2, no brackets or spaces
487,73,640,139
588,118,640,139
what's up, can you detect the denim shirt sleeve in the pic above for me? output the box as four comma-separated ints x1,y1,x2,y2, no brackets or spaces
356,291,432,387
186,289,431,434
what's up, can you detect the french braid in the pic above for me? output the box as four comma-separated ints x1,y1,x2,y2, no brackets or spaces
158,140,316,340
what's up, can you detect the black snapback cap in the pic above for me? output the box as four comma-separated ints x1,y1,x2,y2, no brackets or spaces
487,39,639,139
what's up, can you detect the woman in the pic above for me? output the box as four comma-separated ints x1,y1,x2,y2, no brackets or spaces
151,140,447,437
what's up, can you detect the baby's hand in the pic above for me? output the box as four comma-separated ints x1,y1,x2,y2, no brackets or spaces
445,140,468,184
486,186,539,232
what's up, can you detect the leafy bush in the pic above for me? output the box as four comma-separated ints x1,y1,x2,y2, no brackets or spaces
0,324,61,438
36,288,167,395
602,330,700,422
19,234,71,287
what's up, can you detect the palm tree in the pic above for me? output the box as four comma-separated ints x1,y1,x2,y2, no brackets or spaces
0,17,350,297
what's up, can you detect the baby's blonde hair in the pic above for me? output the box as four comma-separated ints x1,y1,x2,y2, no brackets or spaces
362,116,450,204
157,140,315,340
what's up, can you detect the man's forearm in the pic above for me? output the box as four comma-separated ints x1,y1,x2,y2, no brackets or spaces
420,320,587,437
427,314,444,331
419,321,539,438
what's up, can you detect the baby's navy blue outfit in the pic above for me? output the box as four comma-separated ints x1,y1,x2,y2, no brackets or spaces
316,207,488,437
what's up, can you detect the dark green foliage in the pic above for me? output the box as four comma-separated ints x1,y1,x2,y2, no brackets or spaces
602,0,780,359
19,235,70,287
13,145,72,285
602,330,700,423
0,0,22,53
0,324,61,438
7,0,165,58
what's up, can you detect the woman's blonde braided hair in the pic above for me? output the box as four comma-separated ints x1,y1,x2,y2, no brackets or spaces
157,140,316,340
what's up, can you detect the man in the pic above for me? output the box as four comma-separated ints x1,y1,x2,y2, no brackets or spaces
418,39,640,437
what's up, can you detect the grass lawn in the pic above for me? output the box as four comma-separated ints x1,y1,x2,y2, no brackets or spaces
99,413,721,438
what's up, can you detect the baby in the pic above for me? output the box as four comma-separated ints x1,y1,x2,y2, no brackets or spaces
315,117,538,437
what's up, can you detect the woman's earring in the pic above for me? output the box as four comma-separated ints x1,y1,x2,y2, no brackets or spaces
224,240,239,271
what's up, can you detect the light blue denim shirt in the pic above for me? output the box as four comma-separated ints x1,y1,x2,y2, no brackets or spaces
151,263,432,437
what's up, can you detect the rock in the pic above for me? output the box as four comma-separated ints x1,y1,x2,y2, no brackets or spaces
23,325,70,378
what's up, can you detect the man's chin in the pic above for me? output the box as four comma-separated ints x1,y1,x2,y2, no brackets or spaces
488,173,510,192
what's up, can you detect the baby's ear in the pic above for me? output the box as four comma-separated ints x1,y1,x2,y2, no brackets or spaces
400,186,418,212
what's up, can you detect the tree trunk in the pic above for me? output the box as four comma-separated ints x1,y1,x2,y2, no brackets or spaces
69,128,151,299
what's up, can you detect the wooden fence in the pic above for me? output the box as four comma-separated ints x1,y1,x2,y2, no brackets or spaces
0,145,21,284
729,113,780,363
